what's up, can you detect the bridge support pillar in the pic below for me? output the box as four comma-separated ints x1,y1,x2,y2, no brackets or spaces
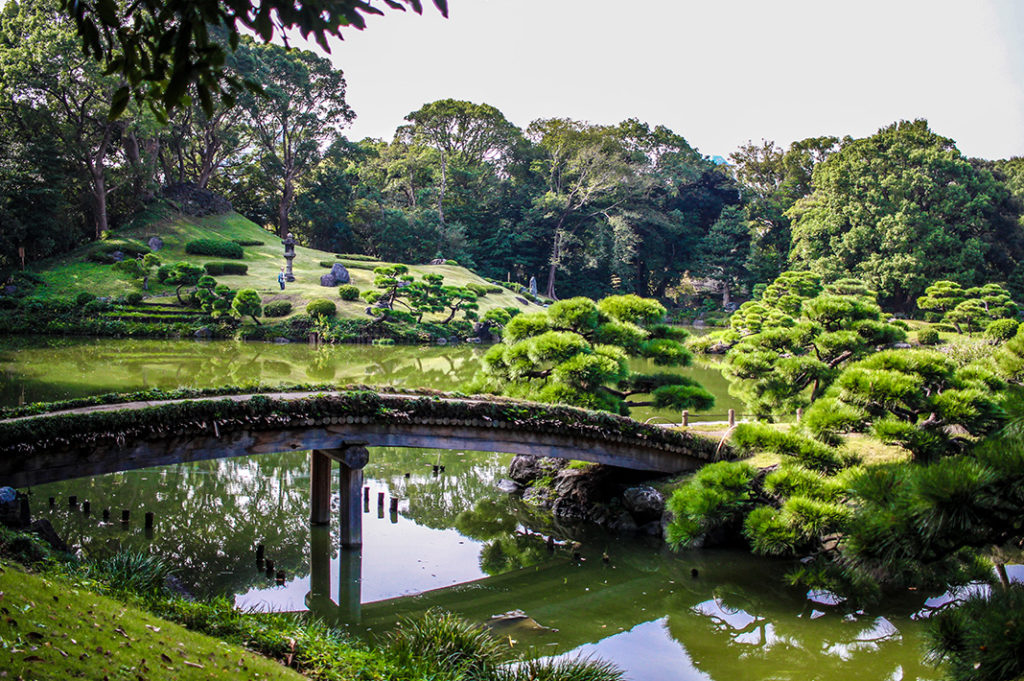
338,464,364,547
310,450,333,525
313,445,370,548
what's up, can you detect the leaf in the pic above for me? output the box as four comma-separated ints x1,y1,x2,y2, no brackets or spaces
108,85,131,121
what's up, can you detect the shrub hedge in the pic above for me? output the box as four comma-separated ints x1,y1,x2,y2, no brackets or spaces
185,239,244,259
231,239,264,246
336,254,379,262
203,262,248,276
125,292,144,305
338,285,360,301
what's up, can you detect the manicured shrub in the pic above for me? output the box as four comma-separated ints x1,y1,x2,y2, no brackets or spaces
444,259,458,266
465,282,489,297
338,285,360,301
231,289,263,324
485,285,503,294
306,299,337,318
372,338,395,346
231,239,264,246
985,317,1019,341
83,298,112,313
917,327,940,345
933,323,957,333
125,292,144,305
264,300,292,317
75,291,97,306
203,262,248,276
184,239,243,259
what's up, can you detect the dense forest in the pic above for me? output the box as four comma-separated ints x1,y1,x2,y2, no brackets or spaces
2,0,1024,309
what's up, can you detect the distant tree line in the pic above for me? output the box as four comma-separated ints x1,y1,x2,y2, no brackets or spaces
2,0,1023,308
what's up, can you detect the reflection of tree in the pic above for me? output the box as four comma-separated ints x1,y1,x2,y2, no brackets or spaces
35,451,316,597
478,533,549,576
0,337,490,404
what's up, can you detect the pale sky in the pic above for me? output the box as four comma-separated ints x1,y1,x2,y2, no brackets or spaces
301,0,1024,160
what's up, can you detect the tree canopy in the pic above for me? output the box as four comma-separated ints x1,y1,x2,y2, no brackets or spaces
788,120,1024,309
473,295,714,415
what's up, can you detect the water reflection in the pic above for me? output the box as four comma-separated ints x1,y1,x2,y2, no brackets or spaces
29,446,942,681
0,335,745,422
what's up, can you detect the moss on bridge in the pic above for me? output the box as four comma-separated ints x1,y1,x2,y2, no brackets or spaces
0,386,725,463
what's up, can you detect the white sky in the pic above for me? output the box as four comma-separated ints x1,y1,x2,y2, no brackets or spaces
301,0,1024,160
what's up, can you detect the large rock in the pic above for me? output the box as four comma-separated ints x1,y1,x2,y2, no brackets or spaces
147,236,164,251
110,250,125,262
430,258,445,265
320,263,351,287
508,455,567,485
622,485,665,522
330,263,350,284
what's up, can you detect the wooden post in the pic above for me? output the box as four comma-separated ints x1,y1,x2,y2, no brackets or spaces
121,509,130,523
69,496,77,507
48,497,55,509
796,407,803,423
144,511,154,529
82,501,90,515
728,409,736,427
682,410,689,427
102,508,110,521
310,450,332,526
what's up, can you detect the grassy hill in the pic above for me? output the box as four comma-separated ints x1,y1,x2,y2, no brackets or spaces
28,204,542,322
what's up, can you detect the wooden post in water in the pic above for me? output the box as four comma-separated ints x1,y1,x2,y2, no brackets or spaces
310,450,332,526
728,409,736,427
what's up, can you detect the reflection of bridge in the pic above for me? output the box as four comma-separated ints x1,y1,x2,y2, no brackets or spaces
0,389,722,546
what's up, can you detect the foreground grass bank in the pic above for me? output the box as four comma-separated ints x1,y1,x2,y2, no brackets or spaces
0,528,623,681
0,564,303,681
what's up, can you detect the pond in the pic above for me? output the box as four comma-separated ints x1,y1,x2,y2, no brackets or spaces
1,336,942,680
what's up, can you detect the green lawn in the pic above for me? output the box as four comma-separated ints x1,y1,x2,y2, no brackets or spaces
0,562,302,681
29,206,541,321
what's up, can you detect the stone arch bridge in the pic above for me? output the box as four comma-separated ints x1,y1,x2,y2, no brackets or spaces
0,388,723,546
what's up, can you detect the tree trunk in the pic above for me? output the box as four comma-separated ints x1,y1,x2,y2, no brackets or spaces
90,165,109,239
722,281,731,308
278,174,294,237
437,151,446,227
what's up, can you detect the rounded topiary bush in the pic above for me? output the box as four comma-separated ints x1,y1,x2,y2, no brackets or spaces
306,299,337,318
986,318,1020,341
264,300,292,318
125,292,144,305
465,283,488,297
338,285,360,301
917,328,940,346
75,291,97,307
444,259,458,266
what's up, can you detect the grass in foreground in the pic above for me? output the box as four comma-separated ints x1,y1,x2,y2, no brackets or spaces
0,562,302,680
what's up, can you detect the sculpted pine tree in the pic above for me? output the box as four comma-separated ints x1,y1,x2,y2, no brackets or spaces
475,295,713,415
722,272,906,416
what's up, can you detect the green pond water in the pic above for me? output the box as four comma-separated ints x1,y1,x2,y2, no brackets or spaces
0,336,950,680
